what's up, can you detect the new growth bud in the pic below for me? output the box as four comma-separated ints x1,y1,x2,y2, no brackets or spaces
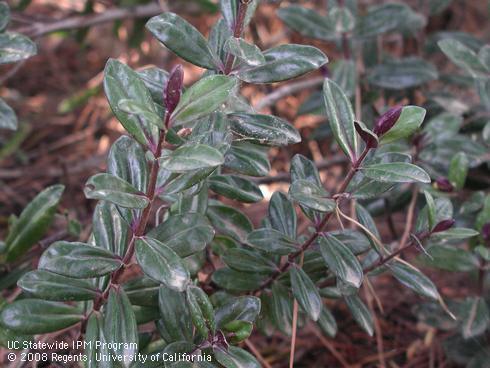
432,219,455,233
164,65,184,117
435,177,454,192
373,105,402,137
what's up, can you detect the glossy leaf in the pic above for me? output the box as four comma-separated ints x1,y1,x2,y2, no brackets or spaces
150,213,214,257
237,44,328,83
5,184,64,262
118,98,163,129
146,12,220,70
39,241,122,278
0,98,17,130
0,2,9,32
0,299,83,334
84,173,149,208
104,288,138,360
18,270,100,301
271,283,293,335
104,59,159,146
388,261,440,300
289,180,336,213
323,79,357,160
214,346,261,368
135,237,189,292
290,266,322,321
0,32,36,64
186,285,216,338
220,0,258,32
362,163,431,183
319,234,363,288
368,58,438,89
269,192,297,238
92,201,129,257
224,142,271,177
137,66,169,103
277,6,336,41
171,75,237,127
438,38,488,77
160,144,224,172
448,152,469,190
228,113,301,146
344,295,374,336
212,268,267,291
247,228,297,255
422,245,479,272
317,307,338,337
379,106,426,144
158,286,193,343
207,203,253,242
209,174,263,203
225,37,265,67
223,248,277,274
215,296,261,328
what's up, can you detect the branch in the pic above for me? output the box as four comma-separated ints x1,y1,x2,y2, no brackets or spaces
254,76,324,111
14,2,166,38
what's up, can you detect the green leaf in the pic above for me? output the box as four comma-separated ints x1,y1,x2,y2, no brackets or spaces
146,12,220,70
424,190,437,230
18,270,100,301
186,285,216,338
39,241,122,278
367,58,438,89
220,0,257,30
271,283,293,335
118,99,163,129
0,32,36,64
362,163,431,183
430,227,479,241
228,113,301,146
158,286,193,343
104,59,159,146
92,201,129,257
212,268,267,292
323,79,357,160
0,299,83,334
328,6,356,34
214,346,261,368
319,234,363,288
438,38,488,77
225,37,265,67
380,106,426,144
160,144,224,172
223,248,277,274
209,174,263,203
289,180,336,212
0,98,17,130
277,6,336,41
171,75,237,127
460,297,490,339
84,173,149,208
388,261,440,300
5,185,64,262
150,213,214,257
317,307,338,337
124,276,159,307
207,203,253,242
224,142,271,177
269,192,297,238
135,237,189,292
449,152,469,189
291,154,322,185
222,320,253,344
237,44,328,83
422,245,479,272
215,296,261,328
247,228,297,255
344,295,373,336
104,289,138,360
84,312,112,368
290,266,322,321
108,135,149,192
0,2,10,32
137,66,169,103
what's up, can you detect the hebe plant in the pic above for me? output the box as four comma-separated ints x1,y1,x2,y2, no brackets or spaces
0,0,487,367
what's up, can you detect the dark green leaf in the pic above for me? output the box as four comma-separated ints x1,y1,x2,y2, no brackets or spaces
290,266,322,321
460,297,490,339
317,307,338,337
247,228,297,255
438,38,488,77
0,32,36,64
319,234,363,288
124,276,159,307
0,2,10,32
207,203,253,242
225,37,265,67
0,98,17,130
362,163,431,183
135,237,190,292
171,75,237,127
344,295,373,336
212,268,267,291
137,66,169,103
220,0,258,31
228,113,301,146
271,283,293,335
323,79,357,160
277,6,336,41
5,184,64,262
0,299,83,334
379,106,426,144
269,192,297,238
146,12,220,70
237,44,328,83
289,180,336,212
214,346,261,368
215,296,261,328
39,241,122,278
186,285,216,338
223,248,278,273
209,174,263,203
92,201,129,257
18,270,100,301
422,245,479,272
158,286,193,343
388,261,440,300
118,99,163,129
367,58,438,89
160,144,224,172
224,142,271,177
448,152,469,189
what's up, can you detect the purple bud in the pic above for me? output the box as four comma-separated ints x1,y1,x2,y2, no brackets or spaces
435,177,454,193
432,219,455,233
482,222,490,245
354,121,378,149
373,105,403,137
164,65,184,116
